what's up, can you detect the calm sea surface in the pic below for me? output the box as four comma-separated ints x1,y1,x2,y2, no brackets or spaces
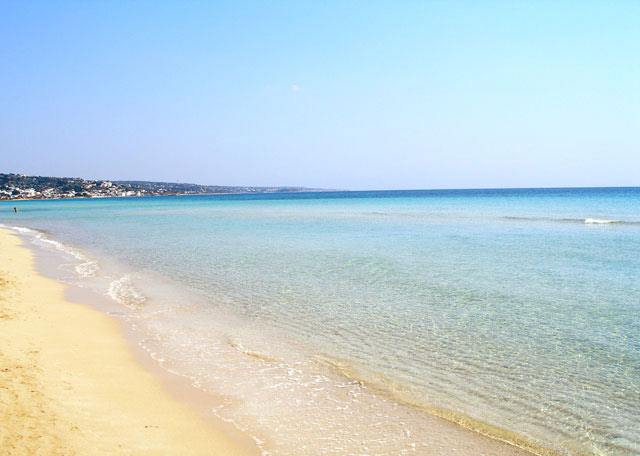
2,188,639,455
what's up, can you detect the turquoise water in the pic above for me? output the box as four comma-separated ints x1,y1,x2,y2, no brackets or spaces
2,188,639,455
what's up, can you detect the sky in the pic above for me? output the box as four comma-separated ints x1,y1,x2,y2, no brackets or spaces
1,1,638,190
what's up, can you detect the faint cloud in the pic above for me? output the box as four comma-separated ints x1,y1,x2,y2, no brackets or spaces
291,84,300,92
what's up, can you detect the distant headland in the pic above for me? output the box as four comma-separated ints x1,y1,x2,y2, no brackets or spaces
0,173,320,200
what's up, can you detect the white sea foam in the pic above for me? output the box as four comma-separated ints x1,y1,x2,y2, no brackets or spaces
4,224,38,235
2,224,99,277
584,218,619,224
75,261,100,277
107,275,146,308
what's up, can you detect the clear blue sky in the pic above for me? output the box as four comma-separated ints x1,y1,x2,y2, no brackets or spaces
1,1,638,189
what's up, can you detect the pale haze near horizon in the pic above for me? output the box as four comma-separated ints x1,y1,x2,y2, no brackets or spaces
1,1,638,190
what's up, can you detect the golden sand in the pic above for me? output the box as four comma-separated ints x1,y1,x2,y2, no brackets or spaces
0,228,253,455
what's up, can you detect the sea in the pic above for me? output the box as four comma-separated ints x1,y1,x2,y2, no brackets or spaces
1,187,638,456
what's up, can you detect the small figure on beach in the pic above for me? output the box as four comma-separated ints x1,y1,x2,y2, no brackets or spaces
14,207,18,213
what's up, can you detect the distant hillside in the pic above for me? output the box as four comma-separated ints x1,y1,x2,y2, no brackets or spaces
0,173,316,200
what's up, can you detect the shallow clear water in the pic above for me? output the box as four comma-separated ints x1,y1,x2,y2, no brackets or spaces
2,188,639,455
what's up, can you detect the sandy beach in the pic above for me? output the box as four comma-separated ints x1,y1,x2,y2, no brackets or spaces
0,227,253,455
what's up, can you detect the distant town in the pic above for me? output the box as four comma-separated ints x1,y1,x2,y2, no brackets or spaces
0,173,316,200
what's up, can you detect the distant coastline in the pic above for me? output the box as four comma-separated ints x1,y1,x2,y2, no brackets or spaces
0,173,324,201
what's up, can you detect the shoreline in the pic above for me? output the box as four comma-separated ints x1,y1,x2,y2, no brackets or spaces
0,223,561,455
0,227,257,455
0,224,559,456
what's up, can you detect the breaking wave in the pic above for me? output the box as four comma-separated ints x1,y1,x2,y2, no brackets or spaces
501,216,634,225
584,218,620,224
